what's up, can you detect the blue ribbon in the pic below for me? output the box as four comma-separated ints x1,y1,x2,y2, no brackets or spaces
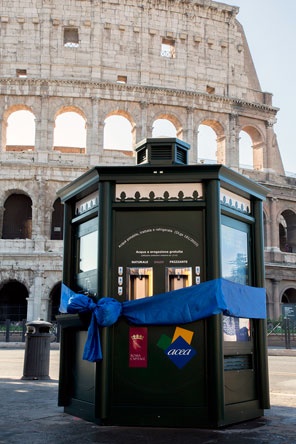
60,279,266,362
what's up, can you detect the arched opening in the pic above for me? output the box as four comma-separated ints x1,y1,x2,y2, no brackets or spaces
281,288,296,303
0,280,28,321
239,126,264,170
279,210,296,253
239,131,253,168
279,215,287,252
197,125,217,163
152,119,177,138
6,109,35,152
48,282,62,322
53,111,86,153
2,194,32,239
51,198,64,240
197,120,225,165
103,115,133,151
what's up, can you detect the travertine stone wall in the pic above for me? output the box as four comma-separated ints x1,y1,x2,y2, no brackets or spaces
0,0,285,171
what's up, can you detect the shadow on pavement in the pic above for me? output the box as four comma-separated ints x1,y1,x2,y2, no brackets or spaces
0,377,295,444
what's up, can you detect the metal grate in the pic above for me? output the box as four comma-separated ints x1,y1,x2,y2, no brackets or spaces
176,147,187,164
150,145,172,160
137,149,147,164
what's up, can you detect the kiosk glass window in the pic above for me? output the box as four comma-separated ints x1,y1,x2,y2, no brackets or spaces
221,217,249,285
221,216,251,343
79,230,98,272
75,217,98,294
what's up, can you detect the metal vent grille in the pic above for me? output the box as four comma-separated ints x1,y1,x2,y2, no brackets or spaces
135,138,190,165
176,147,187,164
137,149,147,164
150,145,172,160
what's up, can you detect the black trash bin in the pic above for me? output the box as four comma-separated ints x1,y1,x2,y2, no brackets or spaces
22,320,52,380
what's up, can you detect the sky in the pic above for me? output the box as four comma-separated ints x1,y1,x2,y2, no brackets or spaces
230,0,296,174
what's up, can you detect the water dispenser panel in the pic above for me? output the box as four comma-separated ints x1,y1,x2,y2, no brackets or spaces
166,267,192,291
126,267,153,300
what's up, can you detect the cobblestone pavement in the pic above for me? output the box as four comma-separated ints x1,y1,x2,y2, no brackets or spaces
0,347,295,444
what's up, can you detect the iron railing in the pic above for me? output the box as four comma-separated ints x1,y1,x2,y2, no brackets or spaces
0,320,60,343
267,319,296,349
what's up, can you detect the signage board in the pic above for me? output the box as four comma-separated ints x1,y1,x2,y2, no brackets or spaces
282,304,296,321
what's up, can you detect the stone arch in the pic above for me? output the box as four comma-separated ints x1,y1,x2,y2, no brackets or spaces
3,105,36,152
0,279,29,321
2,192,32,239
53,106,87,153
51,198,64,240
197,119,226,164
279,209,296,253
151,112,183,139
48,281,62,322
2,187,32,203
239,125,264,170
103,110,136,150
281,287,296,304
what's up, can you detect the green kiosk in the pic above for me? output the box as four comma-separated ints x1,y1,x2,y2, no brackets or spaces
57,138,270,428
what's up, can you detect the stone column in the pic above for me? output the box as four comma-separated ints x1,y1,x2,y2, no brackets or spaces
194,127,199,162
31,177,46,244
29,271,43,320
96,99,106,155
0,205,4,238
47,119,55,152
34,117,41,151
26,294,35,322
0,118,7,151
216,135,226,165
139,101,149,140
40,290,50,321
88,97,100,154
264,119,275,170
226,113,239,170
36,95,52,152
264,201,271,250
271,279,281,320
270,197,279,250
184,107,195,164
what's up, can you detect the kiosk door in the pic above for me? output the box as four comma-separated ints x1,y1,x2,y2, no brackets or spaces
221,216,258,418
108,208,207,427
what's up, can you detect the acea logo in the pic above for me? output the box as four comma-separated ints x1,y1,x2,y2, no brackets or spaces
157,326,197,369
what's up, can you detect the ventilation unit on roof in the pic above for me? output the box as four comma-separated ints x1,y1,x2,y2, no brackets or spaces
135,138,190,166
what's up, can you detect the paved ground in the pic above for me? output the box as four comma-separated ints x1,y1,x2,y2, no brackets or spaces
0,345,295,443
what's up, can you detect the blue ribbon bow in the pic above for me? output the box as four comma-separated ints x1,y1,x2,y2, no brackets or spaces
60,278,266,362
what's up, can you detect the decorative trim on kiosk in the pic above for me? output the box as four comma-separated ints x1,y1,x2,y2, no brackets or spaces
75,191,99,215
116,183,203,202
220,188,251,214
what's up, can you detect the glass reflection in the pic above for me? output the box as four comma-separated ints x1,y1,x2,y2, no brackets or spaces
221,224,248,285
223,316,251,342
79,230,98,272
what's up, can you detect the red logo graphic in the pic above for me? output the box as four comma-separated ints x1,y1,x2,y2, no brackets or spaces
129,327,148,368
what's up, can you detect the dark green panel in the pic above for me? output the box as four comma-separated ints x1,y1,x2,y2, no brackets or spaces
111,320,206,408
224,370,257,405
73,331,96,403
113,208,204,300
